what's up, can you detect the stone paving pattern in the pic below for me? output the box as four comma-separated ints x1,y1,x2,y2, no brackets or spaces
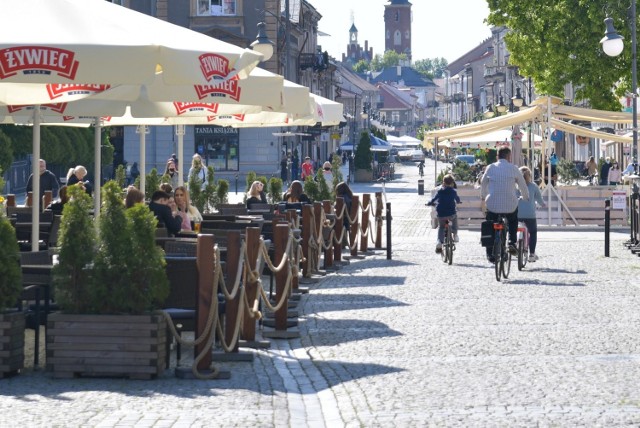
2,160,640,427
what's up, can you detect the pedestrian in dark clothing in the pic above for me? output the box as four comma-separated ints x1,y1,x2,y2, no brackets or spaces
27,159,60,199
148,190,183,236
600,157,612,185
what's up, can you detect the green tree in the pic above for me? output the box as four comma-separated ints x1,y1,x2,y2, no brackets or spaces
413,57,449,78
0,131,14,174
0,207,21,310
486,0,624,110
370,50,409,72
354,131,373,170
352,59,370,73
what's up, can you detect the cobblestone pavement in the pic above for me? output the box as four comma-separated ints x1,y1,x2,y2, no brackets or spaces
2,160,640,427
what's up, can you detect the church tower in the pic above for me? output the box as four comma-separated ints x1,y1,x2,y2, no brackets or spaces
384,0,412,60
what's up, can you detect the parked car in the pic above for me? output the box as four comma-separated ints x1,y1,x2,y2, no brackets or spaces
410,150,425,162
454,155,476,165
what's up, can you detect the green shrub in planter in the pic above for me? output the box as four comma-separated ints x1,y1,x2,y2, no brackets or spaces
216,179,229,206
0,211,21,311
303,175,319,202
92,181,168,314
354,131,373,171
53,184,97,314
268,177,283,203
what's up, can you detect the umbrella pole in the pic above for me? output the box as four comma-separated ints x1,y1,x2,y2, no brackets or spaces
94,118,101,219
139,126,147,195
31,107,41,252
176,125,185,187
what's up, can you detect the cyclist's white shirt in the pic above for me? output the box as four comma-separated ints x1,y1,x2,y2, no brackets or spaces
481,159,529,213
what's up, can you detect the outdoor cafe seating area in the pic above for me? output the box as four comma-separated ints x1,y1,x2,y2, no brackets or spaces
3,188,388,379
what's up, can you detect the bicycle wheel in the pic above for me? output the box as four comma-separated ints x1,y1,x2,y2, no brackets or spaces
502,248,512,278
446,226,453,265
440,228,448,263
517,239,526,271
493,231,502,282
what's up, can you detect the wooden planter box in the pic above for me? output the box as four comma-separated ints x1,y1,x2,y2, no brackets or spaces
46,313,166,380
0,311,25,378
355,168,373,182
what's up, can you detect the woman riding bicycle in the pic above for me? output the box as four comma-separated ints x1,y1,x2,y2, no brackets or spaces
427,174,460,253
517,166,546,262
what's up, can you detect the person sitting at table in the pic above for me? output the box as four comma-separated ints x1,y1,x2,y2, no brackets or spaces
66,165,92,195
45,185,68,215
124,186,145,209
246,181,268,210
168,193,190,231
283,180,310,204
148,190,183,236
174,185,202,228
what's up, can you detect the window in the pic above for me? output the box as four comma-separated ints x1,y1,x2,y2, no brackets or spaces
194,126,239,171
391,111,400,123
394,30,401,46
197,0,236,16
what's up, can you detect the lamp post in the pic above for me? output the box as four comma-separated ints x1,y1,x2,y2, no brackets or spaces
601,3,638,169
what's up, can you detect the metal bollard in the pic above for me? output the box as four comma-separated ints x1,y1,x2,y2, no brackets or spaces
605,199,610,257
631,183,639,246
386,202,392,260
418,179,424,195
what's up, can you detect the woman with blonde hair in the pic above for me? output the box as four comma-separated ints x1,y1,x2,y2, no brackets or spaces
66,165,92,195
174,185,202,229
246,181,267,209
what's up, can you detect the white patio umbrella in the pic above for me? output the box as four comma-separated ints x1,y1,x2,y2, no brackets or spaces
0,0,277,250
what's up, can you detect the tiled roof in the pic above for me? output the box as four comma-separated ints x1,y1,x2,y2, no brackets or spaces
370,66,435,88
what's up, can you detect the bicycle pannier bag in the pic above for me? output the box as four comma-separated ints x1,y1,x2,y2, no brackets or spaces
480,220,494,247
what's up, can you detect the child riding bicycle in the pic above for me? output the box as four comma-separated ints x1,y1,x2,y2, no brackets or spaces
427,174,461,253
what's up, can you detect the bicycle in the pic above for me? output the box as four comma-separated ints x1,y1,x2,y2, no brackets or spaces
516,222,529,271
440,218,455,265
418,162,424,178
492,214,512,282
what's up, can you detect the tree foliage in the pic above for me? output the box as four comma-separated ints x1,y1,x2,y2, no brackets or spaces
413,57,449,79
370,50,409,72
352,59,370,73
486,0,627,110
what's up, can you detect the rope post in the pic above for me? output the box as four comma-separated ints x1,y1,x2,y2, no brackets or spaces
6,194,15,207
301,204,313,277
322,200,334,269
224,231,241,353
605,199,610,257
26,191,33,208
375,192,383,249
349,195,360,257
286,209,300,292
196,234,215,371
386,202,392,260
333,197,344,263
241,227,261,342
360,194,371,253
274,224,290,331
631,183,639,246
313,202,324,273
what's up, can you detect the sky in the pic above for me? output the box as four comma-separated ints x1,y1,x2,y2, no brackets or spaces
313,0,493,63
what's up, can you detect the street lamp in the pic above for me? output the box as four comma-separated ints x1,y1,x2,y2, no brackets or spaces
250,22,274,62
484,104,495,118
601,4,638,167
496,94,508,113
511,87,525,108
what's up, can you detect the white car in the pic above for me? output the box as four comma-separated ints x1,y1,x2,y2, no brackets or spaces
410,149,425,162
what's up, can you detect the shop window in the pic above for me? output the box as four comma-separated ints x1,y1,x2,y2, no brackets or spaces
194,126,239,172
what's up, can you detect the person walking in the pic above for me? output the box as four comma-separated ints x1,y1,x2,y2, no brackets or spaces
600,157,612,185
608,161,621,186
480,147,529,263
300,156,314,181
26,159,60,200
188,153,208,189
164,159,180,189
517,167,546,262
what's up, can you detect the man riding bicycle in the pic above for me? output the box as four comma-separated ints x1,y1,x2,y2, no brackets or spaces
417,160,425,177
480,147,529,263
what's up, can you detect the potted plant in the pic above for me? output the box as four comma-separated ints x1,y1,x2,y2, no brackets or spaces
267,177,283,203
48,182,170,379
354,131,374,182
0,195,24,378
